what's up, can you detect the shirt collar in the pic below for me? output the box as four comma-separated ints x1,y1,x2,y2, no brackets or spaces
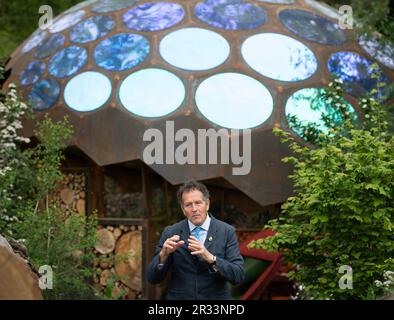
188,214,211,232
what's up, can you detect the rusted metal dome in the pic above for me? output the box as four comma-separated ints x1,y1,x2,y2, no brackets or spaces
4,0,394,207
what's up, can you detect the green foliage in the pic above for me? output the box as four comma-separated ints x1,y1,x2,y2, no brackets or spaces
32,114,73,199
0,0,81,62
100,272,129,300
15,205,99,300
1,68,98,299
364,258,394,300
325,0,394,43
0,95,72,234
354,0,394,44
250,79,394,299
0,81,33,233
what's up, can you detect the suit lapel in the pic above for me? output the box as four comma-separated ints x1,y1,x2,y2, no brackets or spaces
179,219,190,244
204,214,218,251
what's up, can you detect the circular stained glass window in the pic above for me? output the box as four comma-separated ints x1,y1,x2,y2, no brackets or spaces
20,61,45,86
36,34,65,59
70,15,115,44
119,68,185,117
28,79,60,111
279,9,346,45
94,33,150,71
195,73,273,129
92,0,138,13
359,35,394,70
22,29,47,54
49,46,88,78
285,87,357,137
160,28,230,71
242,33,318,81
64,0,98,14
49,10,86,33
257,0,295,3
123,2,185,31
195,0,267,30
304,0,340,20
65,71,112,112
328,52,392,101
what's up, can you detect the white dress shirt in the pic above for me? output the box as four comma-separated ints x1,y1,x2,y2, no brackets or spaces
188,214,211,244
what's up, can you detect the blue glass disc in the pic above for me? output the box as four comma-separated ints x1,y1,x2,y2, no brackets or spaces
195,0,267,30
285,87,357,137
279,9,346,45
94,33,150,71
328,52,392,101
242,33,317,81
123,2,185,31
257,0,295,3
36,34,65,59
64,0,98,14
359,35,394,70
70,15,115,44
28,79,60,111
304,0,340,20
20,61,45,86
22,29,47,53
49,10,86,33
92,0,138,13
49,46,88,78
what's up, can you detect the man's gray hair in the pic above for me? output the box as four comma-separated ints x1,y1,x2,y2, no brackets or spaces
177,181,210,207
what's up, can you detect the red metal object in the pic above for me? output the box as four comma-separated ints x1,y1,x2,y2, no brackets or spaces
239,229,283,300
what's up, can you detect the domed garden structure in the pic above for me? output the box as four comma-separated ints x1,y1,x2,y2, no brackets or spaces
2,0,393,299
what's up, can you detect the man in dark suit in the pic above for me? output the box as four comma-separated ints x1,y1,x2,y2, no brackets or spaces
147,181,244,300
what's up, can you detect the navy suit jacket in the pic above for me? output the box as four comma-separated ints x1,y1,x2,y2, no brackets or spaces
147,214,244,300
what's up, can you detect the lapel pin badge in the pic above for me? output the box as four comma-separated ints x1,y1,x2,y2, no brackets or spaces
208,236,213,241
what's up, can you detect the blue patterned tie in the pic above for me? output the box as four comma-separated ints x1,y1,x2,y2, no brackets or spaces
192,226,203,242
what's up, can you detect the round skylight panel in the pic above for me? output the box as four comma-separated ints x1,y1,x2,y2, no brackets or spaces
195,73,274,129
160,28,230,71
119,68,185,117
242,33,318,81
64,71,112,112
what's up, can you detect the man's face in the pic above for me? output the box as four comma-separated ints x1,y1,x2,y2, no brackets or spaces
181,189,209,226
